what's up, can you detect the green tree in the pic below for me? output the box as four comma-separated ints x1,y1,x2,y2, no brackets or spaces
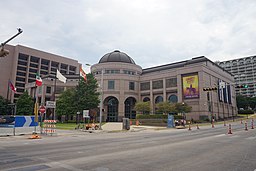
56,88,76,118
134,101,151,114
156,101,175,115
75,73,100,112
0,95,7,115
174,102,192,114
16,91,34,115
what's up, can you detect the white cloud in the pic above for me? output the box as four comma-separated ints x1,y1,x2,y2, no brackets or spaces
1,0,256,68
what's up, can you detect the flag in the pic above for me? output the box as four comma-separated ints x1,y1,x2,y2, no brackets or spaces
80,67,87,81
56,69,67,83
35,73,42,86
8,80,16,93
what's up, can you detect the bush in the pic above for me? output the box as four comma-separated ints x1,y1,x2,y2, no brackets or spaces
238,110,254,114
136,114,183,120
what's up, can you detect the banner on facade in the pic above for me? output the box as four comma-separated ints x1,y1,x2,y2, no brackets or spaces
182,73,199,99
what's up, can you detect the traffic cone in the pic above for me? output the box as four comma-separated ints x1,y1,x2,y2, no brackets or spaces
227,124,232,134
197,124,200,129
136,120,139,126
130,120,132,126
245,122,248,131
188,124,191,131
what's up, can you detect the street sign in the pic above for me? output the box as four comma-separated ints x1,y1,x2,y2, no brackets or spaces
39,106,46,114
83,110,89,118
15,116,38,127
46,101,56,108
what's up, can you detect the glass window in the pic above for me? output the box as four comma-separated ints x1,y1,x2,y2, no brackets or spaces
41,59,49,65
51,61,59,67
30,56,39,63
15,82,25,87
153,80,163,89
140,82,150,91
16,77,25,82
166,78,177,87
105,70,120,74
46,87,51,94
168,95,178,103
17,66,27,71
18,60,27,66
16,71,26,77
108,80,115,90
29,68,37,73
143,97,150,102
30,63,38,68
61,64,68,69
18,53,28,61
155,96,163,104
41,65,48,70
129,82,135,90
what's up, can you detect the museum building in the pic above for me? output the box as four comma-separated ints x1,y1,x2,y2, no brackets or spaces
91,50,237,121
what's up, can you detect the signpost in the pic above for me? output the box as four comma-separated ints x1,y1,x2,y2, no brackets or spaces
39,106,46,133
46,101,56,108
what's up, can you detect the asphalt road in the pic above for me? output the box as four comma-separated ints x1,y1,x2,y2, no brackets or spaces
0,121,256,171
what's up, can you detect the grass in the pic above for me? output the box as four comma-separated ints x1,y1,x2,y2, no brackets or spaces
55,123,78,130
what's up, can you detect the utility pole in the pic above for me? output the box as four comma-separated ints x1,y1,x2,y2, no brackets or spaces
0,28,23,57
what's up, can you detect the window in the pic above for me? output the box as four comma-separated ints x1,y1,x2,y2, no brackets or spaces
105,70,120,74
15,82,25,87
17,66,27,71
41,59,49,65
18,53,28,61
140,82,150,91
46,87,51,94
29,68,37,73
153,80,163,89
30,63,38,68
30,56,39,63
41,65,48,70
108,80,115,90
16,71,26,77
129,82,135,90
16,77,25,82
168,95,178,103
166,78,177,87
18,60,27,66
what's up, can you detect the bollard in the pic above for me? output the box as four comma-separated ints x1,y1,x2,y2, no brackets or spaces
188,124,191,131
245,122,248,131
197,124,200,129
227,124,232,134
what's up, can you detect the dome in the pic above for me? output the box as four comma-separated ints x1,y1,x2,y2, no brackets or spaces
99,50,136,64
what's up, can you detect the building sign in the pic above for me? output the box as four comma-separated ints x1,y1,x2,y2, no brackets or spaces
182,74,199,99
46,101,56,108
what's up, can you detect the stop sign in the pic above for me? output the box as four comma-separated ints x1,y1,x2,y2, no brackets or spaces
39,106,46,114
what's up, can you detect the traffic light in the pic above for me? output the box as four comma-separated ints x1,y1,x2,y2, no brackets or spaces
203,87,218,91
236,85,248,88
0,48,9,57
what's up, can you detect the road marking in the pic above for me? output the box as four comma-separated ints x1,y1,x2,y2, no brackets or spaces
246,136,256,140
213,134,225,137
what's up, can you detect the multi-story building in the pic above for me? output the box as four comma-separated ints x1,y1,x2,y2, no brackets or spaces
216,56,256,97
0,44,81,103
92,50,236,121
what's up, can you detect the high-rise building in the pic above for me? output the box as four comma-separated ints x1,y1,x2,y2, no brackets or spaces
0,44,81,103
216,56,256,97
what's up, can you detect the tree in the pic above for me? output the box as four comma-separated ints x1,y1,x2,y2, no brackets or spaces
0,95,7,115
75,73,100,112
174,102,192,114
56,88,76,118
134,101,151,114
156,101,175,115
16,91,34,115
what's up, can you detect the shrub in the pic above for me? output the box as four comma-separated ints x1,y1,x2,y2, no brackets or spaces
238,110,254,114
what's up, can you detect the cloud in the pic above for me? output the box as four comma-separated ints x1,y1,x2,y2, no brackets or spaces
1,0,256,68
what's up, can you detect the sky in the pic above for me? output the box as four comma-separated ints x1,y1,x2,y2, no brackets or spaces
1,0,256,72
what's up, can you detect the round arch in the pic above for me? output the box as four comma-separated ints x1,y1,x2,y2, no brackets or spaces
168,94,178,103
155,96,163,104
143,97,150,102
124,97,137,119
105,96,119,122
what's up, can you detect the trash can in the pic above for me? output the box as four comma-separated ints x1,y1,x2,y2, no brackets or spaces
123,118,130,130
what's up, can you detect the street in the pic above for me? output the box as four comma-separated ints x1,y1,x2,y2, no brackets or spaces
0,121,256,171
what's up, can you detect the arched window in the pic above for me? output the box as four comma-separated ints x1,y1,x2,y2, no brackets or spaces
155,96,163,104
143,97,150,102
168,95,178,103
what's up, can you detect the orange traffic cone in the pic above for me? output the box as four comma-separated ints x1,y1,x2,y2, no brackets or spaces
227,124,232,134
245,122,248,131
130,120,132,126
136,120,139,126
188,124,191,131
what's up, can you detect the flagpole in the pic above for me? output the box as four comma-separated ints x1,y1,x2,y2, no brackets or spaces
53,74,57,121
6,80,10,114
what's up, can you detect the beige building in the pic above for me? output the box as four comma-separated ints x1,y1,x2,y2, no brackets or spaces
92,50,237,121
0,44,81,103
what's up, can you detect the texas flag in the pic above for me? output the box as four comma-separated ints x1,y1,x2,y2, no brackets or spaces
35,73,42,86
8,80,16,93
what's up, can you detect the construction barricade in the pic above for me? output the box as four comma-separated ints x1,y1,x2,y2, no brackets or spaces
43,120,57,135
